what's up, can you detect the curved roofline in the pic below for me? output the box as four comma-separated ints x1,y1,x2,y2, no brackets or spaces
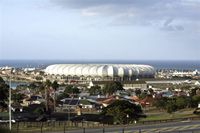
45,64,155,78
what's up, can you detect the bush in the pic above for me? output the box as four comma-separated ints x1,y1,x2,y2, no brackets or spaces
34,108,44,115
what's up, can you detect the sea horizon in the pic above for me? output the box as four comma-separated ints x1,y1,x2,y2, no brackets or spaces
0,59,199,71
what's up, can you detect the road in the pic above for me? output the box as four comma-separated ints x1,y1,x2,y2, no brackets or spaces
35,120,200,133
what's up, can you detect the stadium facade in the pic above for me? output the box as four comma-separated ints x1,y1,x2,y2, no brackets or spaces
45,64,155,82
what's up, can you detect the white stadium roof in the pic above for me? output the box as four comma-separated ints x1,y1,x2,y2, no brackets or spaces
45,64,155,78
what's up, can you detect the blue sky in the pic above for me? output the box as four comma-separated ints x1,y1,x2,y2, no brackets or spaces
0,0,200,60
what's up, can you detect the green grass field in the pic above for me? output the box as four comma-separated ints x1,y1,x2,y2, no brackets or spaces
140,113,197,121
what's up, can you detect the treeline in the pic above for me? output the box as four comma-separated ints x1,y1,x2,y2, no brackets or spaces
153,95,200,114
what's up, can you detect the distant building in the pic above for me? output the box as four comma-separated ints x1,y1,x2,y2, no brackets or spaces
91,80,147,89
45,64,155,82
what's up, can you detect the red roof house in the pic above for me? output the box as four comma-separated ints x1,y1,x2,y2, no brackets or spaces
139,98,155,107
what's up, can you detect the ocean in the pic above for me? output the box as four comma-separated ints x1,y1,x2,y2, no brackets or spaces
5,82,29,89
0,59,199,71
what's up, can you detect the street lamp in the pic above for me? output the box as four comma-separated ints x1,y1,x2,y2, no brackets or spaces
9,70,12,130
68,106,71,126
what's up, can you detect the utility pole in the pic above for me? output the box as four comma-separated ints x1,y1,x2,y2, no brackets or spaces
9,70,12,130
68,106,70,126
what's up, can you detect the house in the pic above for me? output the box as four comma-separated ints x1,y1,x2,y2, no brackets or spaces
102,99,117,107
36,70,45,76
70,114,113,124
79,100,94,109
56,100,64,107
22,95,43,106
2,70,11,75
94,98,110,104
139,97,155,107
13,112,44,122
175,92,188,97
129,96,139,102
23,104,45,112
151,93,163,99
33,97,46,104
62,98,79,110
89,95,105,100
49,89,54,93
195,81,200,86
22,97,32,106
11,103,23,112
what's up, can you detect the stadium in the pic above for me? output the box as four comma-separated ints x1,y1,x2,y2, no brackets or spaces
45,64,155,82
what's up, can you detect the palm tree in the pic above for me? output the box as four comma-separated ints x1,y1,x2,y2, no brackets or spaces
52,80,59,112
43,79,51,112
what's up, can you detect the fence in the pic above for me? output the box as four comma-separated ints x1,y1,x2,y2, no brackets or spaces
1,116,200,127
1,116,200,133
0,121,108,128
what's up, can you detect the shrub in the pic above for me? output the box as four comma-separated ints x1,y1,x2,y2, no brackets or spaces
34,108,44,115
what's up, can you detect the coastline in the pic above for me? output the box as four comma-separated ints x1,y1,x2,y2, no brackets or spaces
0,60,199,71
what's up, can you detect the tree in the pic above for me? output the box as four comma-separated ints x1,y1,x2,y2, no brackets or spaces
65,85,80,94
0,77,9,102
175,97,186,109
43,80,51,112
72,87,80,94
185,98,196,108
101,100,145,124
11,89,24,103
192,95,200,107
52,80,59,112
103,81,123,96
195,87,200,90
148,88,153,93
35,76,43,80
65,85,73,93
139,93,152,100
57,93,69,101
152,98,167,111
29,81,36,90
166,100,177,116
168,87,175,92
192,95,200,102
38,83,45,92
0,76,5,85
16,84,28,90
89,85,101,95
190,89,197,97
135,89,141,97
0,84,9,102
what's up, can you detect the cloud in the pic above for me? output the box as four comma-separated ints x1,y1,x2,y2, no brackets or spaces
49,0,200,32
49,0,157,9
161,18,185,31
175,25,184,31
164,18,174,26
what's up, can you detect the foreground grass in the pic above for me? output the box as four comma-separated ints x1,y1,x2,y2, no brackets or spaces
0,126,14,133
140,113,197,121
0,112,9,117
